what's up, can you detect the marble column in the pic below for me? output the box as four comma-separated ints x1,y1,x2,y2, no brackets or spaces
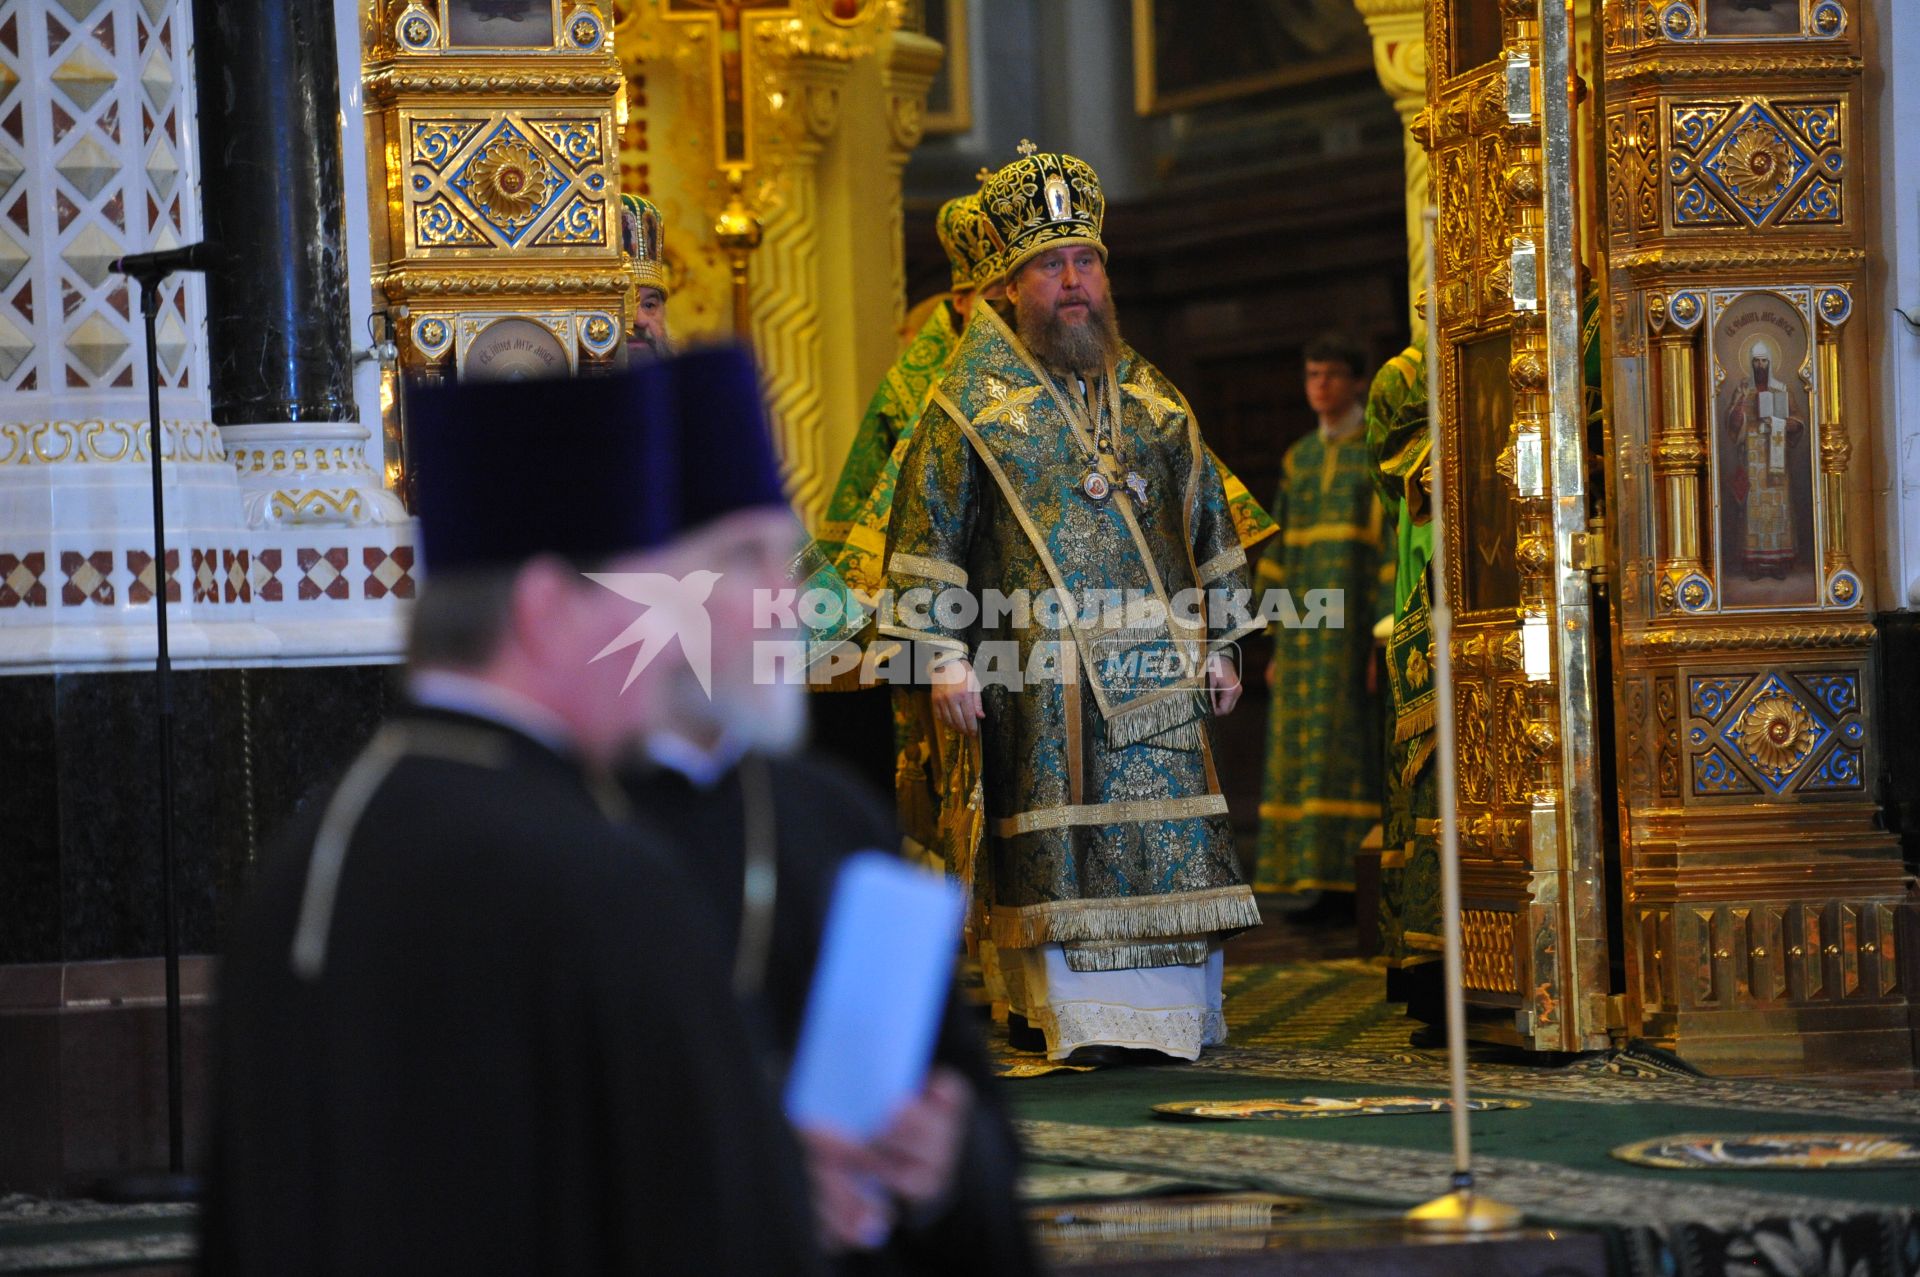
0,0,404,1190
191,0,403,535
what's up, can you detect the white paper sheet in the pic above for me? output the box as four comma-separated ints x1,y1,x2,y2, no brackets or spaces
784,852,963,1140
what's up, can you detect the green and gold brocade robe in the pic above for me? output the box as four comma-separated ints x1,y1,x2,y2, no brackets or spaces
881,306,1262,971
1253,421,1397,894
818,298,964,585
1367,347,1441,967
839,308,1276,870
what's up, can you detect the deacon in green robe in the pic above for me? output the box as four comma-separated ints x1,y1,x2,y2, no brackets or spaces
1372,288,1603,993
1254,334,1397,895
882,145,1261,1064
1367,345,1441,972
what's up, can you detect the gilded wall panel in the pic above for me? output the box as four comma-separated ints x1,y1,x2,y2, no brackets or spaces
1678,663,1866,802
1663,97,1845,235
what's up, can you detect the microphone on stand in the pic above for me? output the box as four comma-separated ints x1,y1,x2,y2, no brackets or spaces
95,235,221,1203
111,241,221,281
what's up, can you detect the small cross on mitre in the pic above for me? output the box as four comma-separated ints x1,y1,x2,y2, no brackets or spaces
1016,139,1038,158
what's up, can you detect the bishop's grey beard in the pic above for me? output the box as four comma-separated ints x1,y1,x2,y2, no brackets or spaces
1017,294,1122,375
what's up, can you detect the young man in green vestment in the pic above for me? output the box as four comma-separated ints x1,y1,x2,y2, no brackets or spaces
881,144,1262,1064
1254,334,1398,899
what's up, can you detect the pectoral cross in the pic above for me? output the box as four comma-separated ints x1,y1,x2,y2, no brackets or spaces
664,0,794,168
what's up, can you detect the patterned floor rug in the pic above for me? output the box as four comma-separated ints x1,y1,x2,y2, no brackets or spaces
1005,957,1920,1275
1220,958,1414,1054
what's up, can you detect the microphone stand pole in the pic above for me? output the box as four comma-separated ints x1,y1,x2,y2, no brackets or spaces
97,255,201,1202
1404,209,1521,1235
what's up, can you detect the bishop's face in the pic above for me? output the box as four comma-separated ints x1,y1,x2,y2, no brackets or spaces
1008,245,1119,374
1751,355,1771,390
1010,244,1110,330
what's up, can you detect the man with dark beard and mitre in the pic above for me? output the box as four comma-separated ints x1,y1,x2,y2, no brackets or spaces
620,193,672,360
881,144,1263,1065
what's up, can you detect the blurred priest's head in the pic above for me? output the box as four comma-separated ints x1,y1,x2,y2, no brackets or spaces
402,348,804,768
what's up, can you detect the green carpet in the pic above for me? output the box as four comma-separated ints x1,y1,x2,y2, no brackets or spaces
1006,1043,1920,1277
1008,1066,1920,1209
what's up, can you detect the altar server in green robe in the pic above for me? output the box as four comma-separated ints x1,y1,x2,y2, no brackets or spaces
1254,334,1397,898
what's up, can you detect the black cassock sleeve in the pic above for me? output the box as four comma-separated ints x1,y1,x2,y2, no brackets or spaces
765,758,1040,1277
574,827,828,1276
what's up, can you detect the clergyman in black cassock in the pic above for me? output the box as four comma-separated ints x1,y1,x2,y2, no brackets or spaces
624,749,1040,1277
200,350,825,1276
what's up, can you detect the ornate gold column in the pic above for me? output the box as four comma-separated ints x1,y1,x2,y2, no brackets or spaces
1815,291,1856,602
751,47,852,520
1646,290,1710,609
610,2,938,531
366,1,631,393
880,30,942,339
1355,0,1428,338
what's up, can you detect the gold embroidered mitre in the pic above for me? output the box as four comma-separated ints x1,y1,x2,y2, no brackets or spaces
620,193,669,295
979,140,1106,279
934,192,1002,291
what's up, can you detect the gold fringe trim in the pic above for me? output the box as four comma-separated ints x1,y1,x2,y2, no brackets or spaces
990,884,1261,949
1063,938,1210,972
1400,734,1437,788
1042,1199,1277,1235
1105,689,1208,750
1392,699,1437,745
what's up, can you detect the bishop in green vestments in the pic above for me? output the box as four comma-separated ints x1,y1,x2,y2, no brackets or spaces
1254,335,1397,895
882,146,1261,1063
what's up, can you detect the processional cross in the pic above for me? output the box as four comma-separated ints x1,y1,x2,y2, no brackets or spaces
663,0,795,168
